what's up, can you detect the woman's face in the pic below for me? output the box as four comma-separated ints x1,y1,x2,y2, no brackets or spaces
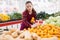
26,3,33,12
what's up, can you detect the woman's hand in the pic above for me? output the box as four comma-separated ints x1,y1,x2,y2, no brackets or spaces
31,23,37,28
31,22,41,28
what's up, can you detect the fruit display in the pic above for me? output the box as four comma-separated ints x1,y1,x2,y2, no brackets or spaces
0,28,58,40
8,12,22,20
0,29,41,40
53,11,60,17
0,12,22,22
37,11,51,20
45,16,60,27
36,11,60,20
0,14,10,21
28,24,60,40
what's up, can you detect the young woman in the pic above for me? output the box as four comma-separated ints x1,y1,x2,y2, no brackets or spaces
20,1,37,30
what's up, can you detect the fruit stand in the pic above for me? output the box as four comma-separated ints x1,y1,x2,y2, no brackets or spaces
0,0,60,40
0,24,60,40
0,18,60,40
0,12,60,40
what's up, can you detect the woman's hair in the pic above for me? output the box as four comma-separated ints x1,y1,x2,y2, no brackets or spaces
25,1,36,13
25,1,32,4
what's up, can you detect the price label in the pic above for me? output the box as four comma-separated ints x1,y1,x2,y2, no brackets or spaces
0,29,3,35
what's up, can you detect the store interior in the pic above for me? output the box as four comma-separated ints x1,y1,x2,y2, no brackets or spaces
0,0,60,40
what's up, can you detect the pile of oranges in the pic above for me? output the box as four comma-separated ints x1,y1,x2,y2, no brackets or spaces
30,17,35,23
28,24,60,40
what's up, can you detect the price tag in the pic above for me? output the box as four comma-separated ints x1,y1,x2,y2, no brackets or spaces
0,28,3,35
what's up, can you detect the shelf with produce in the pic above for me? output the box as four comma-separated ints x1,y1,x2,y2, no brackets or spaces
0,24,60,40
0,12,22,27
0,11,60,40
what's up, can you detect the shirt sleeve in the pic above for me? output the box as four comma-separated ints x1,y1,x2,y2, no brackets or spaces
34,13,37,21
22,12,31,27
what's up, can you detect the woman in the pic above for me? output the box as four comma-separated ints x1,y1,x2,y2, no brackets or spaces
20,1,37,30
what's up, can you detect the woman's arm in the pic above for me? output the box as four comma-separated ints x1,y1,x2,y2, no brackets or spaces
22,12,31,27
34,13,37,20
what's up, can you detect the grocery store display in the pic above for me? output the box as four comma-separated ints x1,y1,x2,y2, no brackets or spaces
0,29,41,40
53,11,60,17
36,11,60,20
0,13,60,40
45,16,60,27
0,12,22,23
28,24,60,40
37,11,51,20
0,0,60,40
0,27,59,40
8,12,22,20
0,14,10,21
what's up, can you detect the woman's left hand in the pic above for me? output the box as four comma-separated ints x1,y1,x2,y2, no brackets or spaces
31,23,37,28
35,23,40,26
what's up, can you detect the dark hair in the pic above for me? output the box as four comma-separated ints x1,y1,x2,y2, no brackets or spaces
25,8,36,14
26,1,32,4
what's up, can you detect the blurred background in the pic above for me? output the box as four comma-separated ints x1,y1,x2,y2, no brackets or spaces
0,0,60,14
